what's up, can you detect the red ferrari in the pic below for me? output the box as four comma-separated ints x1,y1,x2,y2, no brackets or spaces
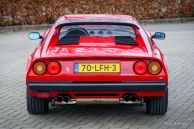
27,14,168,115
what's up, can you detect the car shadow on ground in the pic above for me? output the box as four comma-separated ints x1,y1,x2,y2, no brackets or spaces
38,104,166,127
49,103,147,117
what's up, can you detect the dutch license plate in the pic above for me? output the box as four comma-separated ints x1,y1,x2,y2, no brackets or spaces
74,63,120,73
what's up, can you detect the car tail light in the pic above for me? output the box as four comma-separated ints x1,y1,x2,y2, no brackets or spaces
33,61,46,75
47,61,61,75
133,61,147,75
148,61,162,75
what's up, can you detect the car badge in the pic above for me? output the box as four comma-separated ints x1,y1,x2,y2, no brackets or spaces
65,66,70,72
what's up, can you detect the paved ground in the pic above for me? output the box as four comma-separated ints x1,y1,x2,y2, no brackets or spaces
0,22,194,129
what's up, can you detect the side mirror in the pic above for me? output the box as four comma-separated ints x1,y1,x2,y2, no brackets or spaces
28,32,42,40
152,32,166,40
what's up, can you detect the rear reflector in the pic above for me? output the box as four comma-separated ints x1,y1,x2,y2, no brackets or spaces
37,92,49,98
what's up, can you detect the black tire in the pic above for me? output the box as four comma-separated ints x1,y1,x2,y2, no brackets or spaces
27,94,49,114
146,89,168,115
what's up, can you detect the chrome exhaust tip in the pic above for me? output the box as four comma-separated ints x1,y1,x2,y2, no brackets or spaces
57,96,63,102
123,94,137,102
63,96,71,103
129,95,137,102
123,95,130,102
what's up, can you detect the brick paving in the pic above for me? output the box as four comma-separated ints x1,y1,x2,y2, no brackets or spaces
0,22,194,129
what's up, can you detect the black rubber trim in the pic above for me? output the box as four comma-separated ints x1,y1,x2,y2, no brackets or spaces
28,81,167,92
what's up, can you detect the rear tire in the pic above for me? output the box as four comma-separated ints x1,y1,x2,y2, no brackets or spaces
27,94,49,114
146,89,168,115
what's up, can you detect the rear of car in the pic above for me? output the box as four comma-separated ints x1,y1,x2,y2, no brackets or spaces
26,15,168,115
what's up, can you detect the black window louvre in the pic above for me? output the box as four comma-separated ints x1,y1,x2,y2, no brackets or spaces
115,36,137,45
57,36,80,45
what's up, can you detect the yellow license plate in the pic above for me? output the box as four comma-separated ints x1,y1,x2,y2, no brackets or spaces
74,63,120,73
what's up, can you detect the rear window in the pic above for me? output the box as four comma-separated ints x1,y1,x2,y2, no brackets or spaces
57,24,137,45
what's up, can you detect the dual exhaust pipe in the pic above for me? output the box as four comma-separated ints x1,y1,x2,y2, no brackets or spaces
121,94,143,104
57,95,141,103
123,95,137,102
53,95,76,105
57,96,71,103
52,94,143,105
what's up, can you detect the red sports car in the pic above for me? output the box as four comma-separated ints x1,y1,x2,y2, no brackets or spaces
27,14,168,115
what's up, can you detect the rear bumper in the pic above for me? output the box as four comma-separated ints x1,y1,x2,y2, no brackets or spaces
27,81,167,92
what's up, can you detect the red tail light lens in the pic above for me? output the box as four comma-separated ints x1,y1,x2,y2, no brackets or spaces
133,61,147,75
47,61,61,75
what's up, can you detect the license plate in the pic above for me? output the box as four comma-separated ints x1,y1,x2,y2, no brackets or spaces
74,63,120,73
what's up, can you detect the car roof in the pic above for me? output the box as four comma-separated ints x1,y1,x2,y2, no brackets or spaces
54,14,139,28
62,14,137,21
